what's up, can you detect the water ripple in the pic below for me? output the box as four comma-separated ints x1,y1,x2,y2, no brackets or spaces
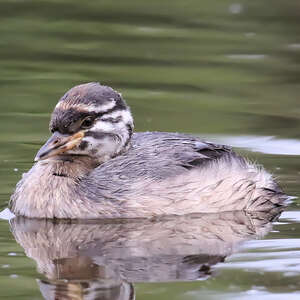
205,135,300,155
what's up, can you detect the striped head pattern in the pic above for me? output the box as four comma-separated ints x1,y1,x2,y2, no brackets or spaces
35,82,134,163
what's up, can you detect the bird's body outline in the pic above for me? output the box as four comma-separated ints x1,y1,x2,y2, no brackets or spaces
9,82,287,219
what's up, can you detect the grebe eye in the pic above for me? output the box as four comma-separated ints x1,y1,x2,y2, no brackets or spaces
81,117,94,129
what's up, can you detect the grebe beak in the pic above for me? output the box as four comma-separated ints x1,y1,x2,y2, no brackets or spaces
34,131,84,162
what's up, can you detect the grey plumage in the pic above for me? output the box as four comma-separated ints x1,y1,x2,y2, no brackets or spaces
9,82,287,219
94,132,230,179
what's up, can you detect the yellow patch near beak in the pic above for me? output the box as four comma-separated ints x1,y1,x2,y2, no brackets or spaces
64,131,85,151
35,131,85,162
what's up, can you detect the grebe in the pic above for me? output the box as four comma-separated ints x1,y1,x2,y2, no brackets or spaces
10,82,286,218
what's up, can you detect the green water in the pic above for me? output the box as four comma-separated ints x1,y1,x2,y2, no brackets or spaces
1,0,300,299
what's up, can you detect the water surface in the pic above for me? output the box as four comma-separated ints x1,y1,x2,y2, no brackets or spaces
0,0,300,299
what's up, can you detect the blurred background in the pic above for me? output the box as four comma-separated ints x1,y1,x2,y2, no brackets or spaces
1,0,300,299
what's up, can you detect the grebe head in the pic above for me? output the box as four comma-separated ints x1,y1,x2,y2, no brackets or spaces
35,82,134,164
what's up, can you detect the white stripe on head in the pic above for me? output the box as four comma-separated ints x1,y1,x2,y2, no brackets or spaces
55,99,116,113
101,110,133,125
92,119,115,132
88,111,132,137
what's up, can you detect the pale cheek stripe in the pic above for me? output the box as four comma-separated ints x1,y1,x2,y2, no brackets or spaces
93,120,115,132
101,110,133,124
55,100,116,113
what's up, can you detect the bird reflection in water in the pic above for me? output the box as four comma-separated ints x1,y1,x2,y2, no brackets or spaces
10,209,282,300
